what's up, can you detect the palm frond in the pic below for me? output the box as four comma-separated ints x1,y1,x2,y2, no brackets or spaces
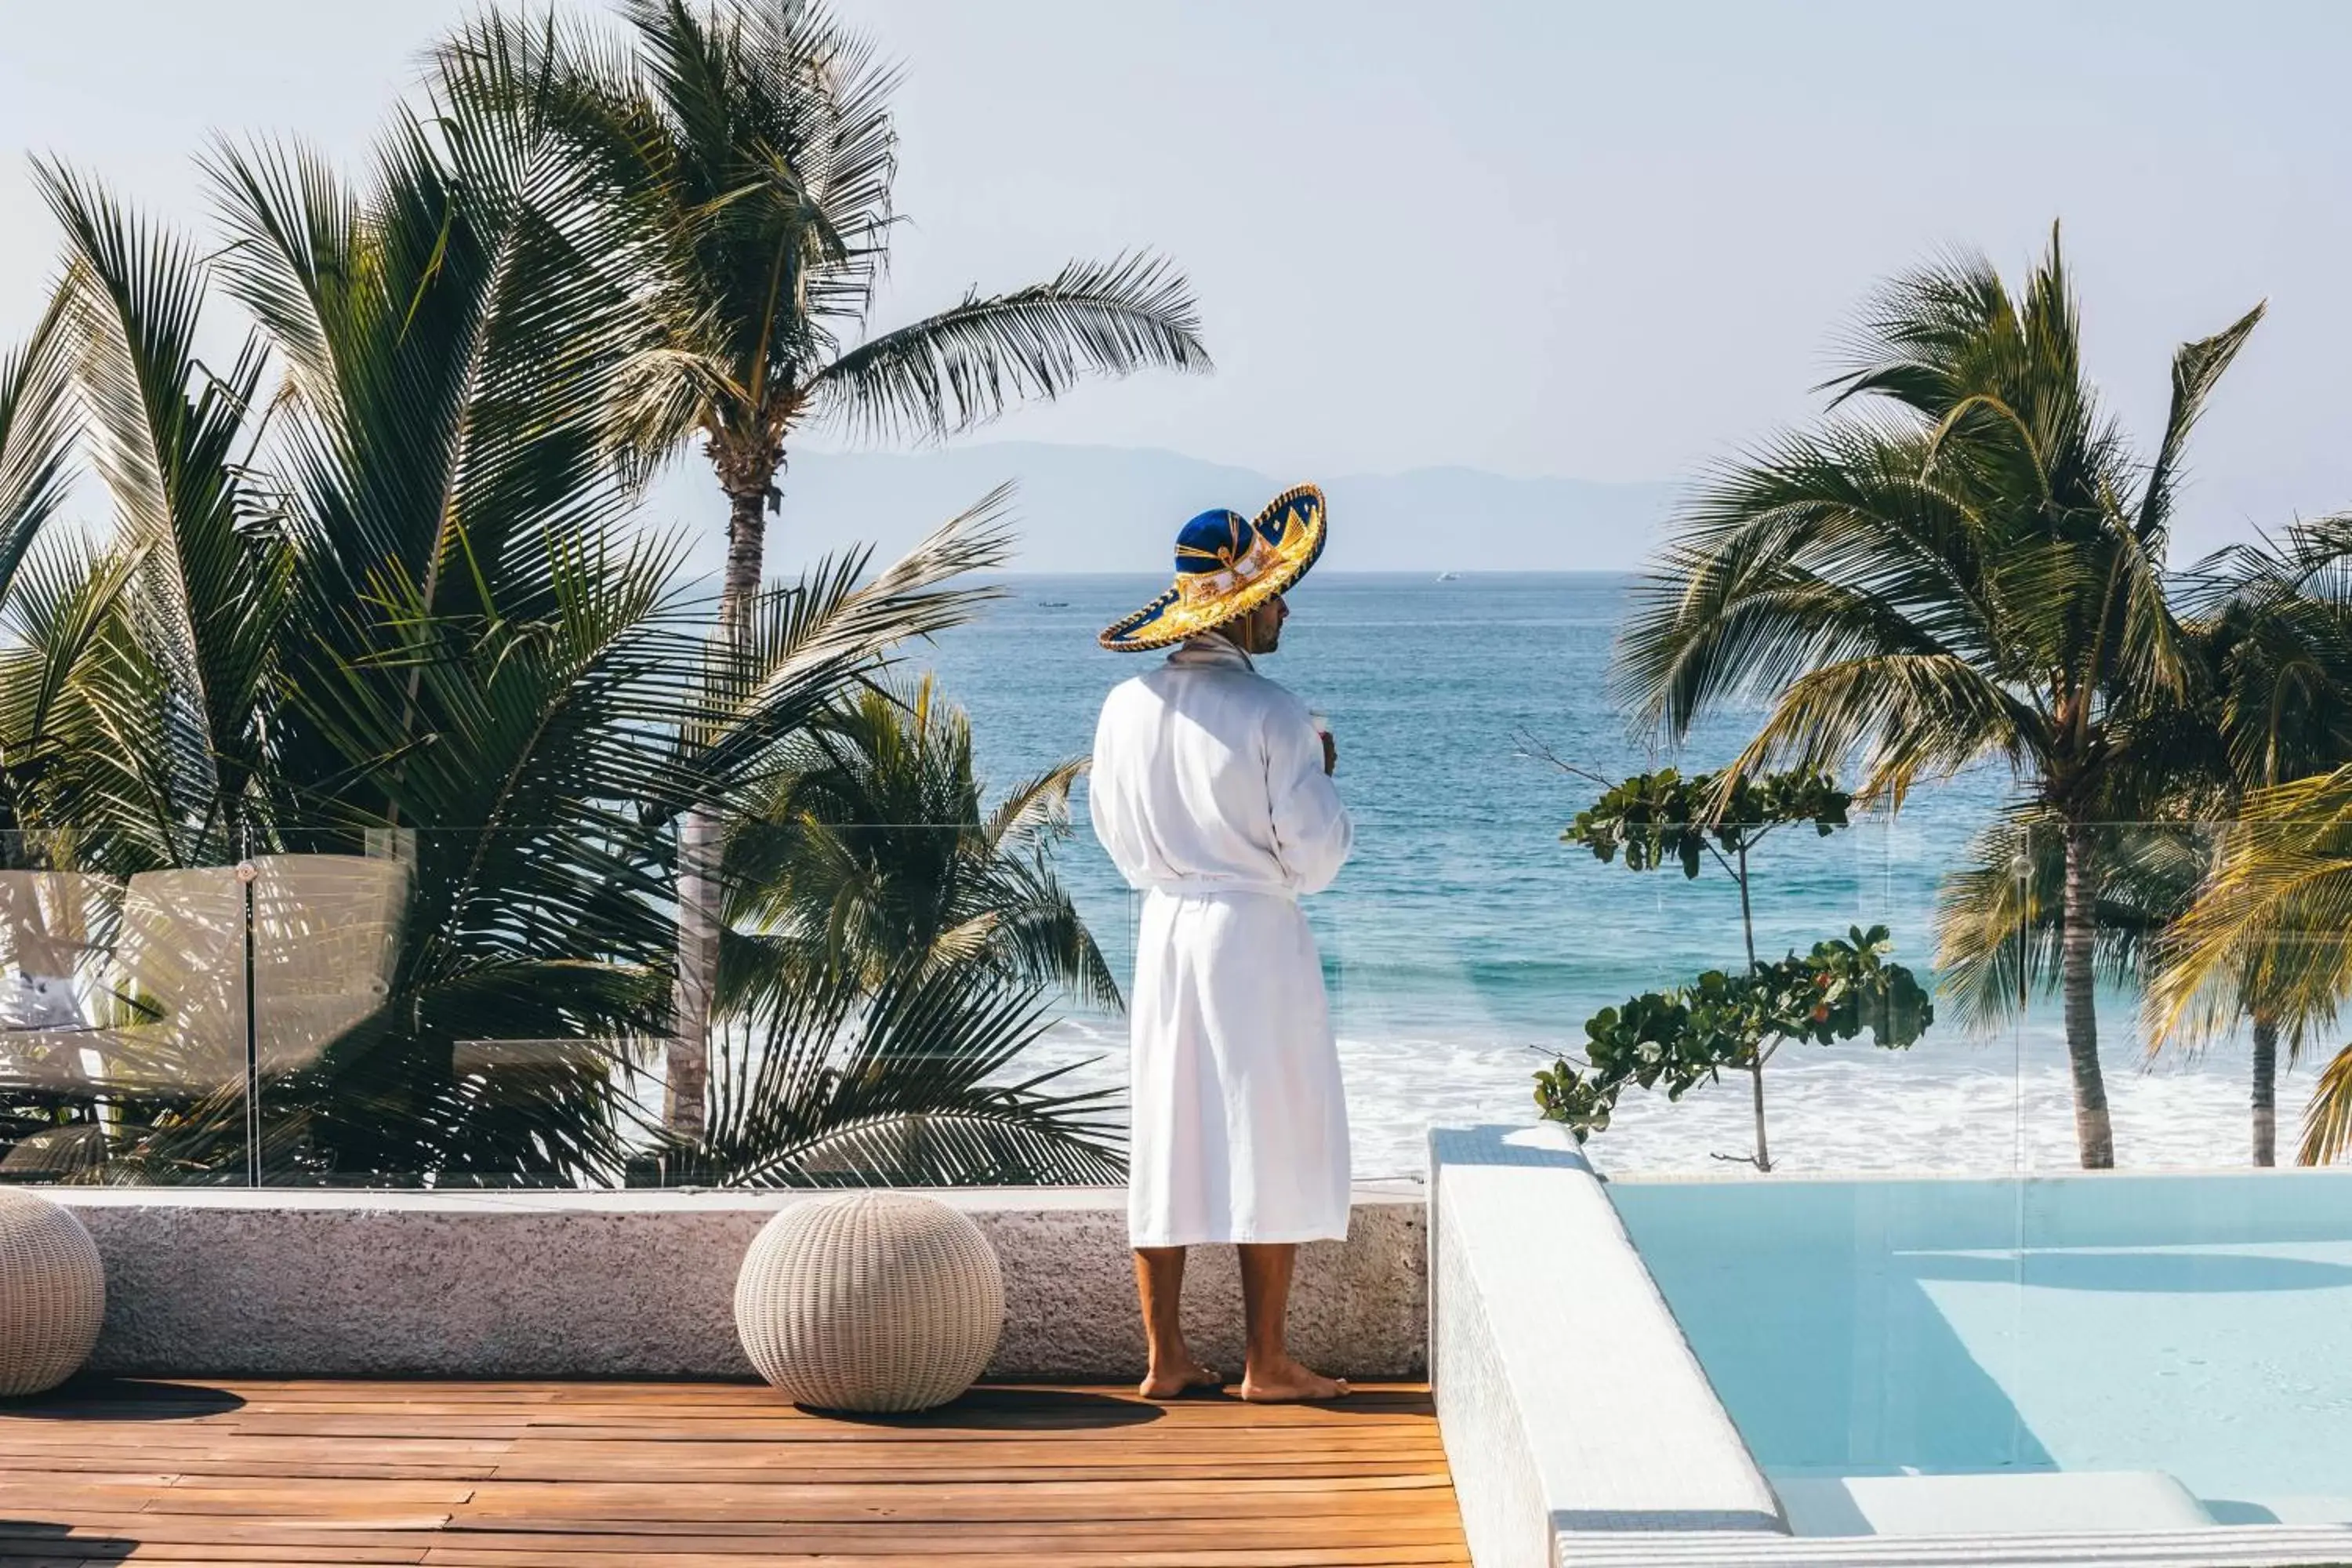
2300,1044,2352,1165
1938,811,2206,1033
2146,770,2352,1057
717,668,1119,1012
0,286,81,590
202,135,357,411
2140,303,2266,543
696,955,1121,1186
38,158,285,856
1624,226,2231,823
984,757,1087,854
1731,651,2034,806
811,253,1210,443
676,485,1012,800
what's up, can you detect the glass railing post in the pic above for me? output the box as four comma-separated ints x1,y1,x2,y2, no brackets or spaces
238,839,260,1191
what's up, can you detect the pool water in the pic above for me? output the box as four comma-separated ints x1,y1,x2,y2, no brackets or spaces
1610,1172,2352,1530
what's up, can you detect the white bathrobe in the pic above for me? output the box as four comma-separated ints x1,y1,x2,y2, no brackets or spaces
1088,633,1354,1247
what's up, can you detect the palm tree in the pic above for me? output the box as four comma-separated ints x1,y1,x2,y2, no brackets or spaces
0,93,1105,1181
641,675,1126,1186
2149,771,2352,1163
1936,809,2206,1103
718,677,1120,1016
1616,227,2262,1167
436,0,1209,1134
2143,518,2352,1161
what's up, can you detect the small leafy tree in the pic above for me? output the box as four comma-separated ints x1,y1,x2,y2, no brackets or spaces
1532,767,1933,1169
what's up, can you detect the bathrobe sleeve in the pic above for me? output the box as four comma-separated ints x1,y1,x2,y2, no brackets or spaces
1264,695,1352,895
1087,692,1145,886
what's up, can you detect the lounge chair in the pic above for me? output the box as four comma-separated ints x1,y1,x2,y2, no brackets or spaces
249,853,410,1075
0,854,412,1098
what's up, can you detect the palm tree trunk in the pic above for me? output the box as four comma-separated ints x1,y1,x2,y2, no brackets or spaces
666,808,719,1144
2251,1012,2279,1167
720,486,767,641
666,485,770,1142
2060,818,2115,1168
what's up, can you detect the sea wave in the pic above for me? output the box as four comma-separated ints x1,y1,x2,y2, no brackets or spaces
1034,1012,2282,1184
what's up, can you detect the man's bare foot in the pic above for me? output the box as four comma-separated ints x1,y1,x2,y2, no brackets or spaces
1240,1355,1350,1403
1138,1359,1225,1399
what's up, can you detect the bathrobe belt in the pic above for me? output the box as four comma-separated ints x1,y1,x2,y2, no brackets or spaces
1142,875,1298,901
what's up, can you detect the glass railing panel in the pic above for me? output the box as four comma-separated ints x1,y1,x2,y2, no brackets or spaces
1396,813,1987,1184
32,806,2340,1194
318,821,1134,1192
248,823,627,1189
2001,818,2352,1522
1994,818,2248,1175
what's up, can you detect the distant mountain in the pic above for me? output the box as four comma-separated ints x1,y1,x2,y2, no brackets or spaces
639,443,1676,585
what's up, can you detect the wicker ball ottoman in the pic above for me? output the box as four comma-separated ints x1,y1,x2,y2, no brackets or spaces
735,1193,1004,1412
0,1188,104,1396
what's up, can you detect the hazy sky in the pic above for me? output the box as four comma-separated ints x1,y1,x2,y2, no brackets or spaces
5,1,2351,558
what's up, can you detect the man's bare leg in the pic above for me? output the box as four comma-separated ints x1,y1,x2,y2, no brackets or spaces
1133,1247,1221,1399
1236,1243,1350,1402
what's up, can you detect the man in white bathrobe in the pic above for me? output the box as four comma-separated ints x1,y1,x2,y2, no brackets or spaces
1088,485,1354,1403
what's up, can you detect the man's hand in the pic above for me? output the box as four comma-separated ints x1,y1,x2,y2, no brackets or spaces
1322,733,1338,775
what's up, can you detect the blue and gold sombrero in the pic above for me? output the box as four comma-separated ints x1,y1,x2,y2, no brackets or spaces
1098,484,1327,652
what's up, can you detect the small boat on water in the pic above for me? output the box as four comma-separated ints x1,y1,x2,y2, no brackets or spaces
1435,571,1461,582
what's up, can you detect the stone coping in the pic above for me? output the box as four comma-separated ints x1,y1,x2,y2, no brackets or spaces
34,1183,1425,1381
1551,1525,2352,1566
1427,1125,1785,1568
42,1180,1421,1212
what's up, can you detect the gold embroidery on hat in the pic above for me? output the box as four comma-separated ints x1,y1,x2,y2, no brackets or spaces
1176,532,1279,606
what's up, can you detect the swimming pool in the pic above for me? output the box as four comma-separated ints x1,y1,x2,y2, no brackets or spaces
1609,1171,2352,1536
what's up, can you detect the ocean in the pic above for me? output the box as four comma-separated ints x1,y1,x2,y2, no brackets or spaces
920,573,2281,1181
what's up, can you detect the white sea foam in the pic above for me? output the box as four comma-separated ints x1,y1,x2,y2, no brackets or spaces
1035,1014,2292,1181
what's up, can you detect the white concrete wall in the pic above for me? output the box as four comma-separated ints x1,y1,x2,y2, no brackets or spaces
1428,1126,1786,1568
44,1183,1424,1381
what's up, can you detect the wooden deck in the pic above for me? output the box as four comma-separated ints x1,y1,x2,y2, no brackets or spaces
0,1377,1471,1566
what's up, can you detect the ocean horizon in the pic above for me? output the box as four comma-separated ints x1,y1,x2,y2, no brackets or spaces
923,572,2281,1181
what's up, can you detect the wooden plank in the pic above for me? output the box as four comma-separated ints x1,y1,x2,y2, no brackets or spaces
488,1434,1451,1463
510,1416,1444,1440
474,1463,1455,1486
415,1551,1467,1568
425,1521,1472,1549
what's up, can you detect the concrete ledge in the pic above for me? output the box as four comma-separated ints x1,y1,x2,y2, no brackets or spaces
1773,1471,2214,1537
43,1183,1423,1381
1428,1126,1785,1568
1548,1523,2352,1566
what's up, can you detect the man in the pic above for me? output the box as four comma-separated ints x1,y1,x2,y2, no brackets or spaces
1087,485,1353,1403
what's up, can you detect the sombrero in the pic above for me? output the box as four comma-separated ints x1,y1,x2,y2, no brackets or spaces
1098,484,1327,652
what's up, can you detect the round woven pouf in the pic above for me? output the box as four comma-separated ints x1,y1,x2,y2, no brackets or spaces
0,1188,103,1397
735,1193,1004,1412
